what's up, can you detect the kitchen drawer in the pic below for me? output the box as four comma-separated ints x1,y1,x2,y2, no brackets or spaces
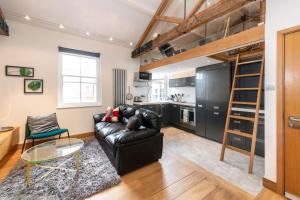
229,134,250,151
231,110,255,118
254,138,264,157
229,119,252,134
205,110,227,143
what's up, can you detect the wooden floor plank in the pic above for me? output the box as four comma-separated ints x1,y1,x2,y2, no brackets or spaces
148,171,205,200
175,178,217,200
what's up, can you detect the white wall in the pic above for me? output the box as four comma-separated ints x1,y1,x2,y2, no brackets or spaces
265,0,300,182
0,20,139,144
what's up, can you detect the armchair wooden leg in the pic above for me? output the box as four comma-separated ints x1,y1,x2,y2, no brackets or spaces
32,139,35,147
59,134,61,139
22,138,27,153
67,131,70,138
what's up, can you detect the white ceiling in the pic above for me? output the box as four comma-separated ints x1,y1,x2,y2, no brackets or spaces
0,0,161,47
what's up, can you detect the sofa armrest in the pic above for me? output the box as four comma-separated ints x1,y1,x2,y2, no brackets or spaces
93,113,106,124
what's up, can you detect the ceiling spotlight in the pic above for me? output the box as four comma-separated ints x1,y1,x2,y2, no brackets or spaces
129,42,133,46
59,24,65,29
86,32,90,36
109,37,113,41
153,33,158,38
24,15,31,20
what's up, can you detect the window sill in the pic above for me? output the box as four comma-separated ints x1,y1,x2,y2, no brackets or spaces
57,103,102,109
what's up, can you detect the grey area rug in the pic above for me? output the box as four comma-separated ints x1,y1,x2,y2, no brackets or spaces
0,139,120,200
163,127,264,196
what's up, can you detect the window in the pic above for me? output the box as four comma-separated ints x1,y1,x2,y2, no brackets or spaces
150,74,167,101
58,47,101,108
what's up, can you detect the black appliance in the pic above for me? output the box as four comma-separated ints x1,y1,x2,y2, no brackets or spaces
134,72,152,81
180,106,196,128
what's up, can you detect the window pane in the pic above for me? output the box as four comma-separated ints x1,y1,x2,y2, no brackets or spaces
81,57,97,77
81,83,96,102
63,82,80,103
81,77,96,83
63,76,80,82
62,54,80,76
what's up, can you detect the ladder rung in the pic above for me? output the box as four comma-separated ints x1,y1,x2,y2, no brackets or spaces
233,88,259,91
229,115,255,122
236,73,261,78
225,144,250,156
232,101,257,105
226,129,253,138
238,59,263,65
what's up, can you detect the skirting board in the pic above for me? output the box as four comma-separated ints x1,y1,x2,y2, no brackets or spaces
263,177,277,193
16,132,95,150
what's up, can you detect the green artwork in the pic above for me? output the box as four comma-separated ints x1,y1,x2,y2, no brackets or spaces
28,80,42,91
24,79,43,93
19,68,32,77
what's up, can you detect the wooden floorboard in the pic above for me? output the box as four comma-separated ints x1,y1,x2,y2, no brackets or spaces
0,130,285,200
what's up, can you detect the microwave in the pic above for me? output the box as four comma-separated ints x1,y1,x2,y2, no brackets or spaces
134,72,152,81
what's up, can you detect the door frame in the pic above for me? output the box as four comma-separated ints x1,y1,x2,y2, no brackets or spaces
276,25,300,195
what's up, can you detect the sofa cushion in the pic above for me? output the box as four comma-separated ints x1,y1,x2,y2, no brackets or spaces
135,109,161,132
95,122,125,138
105,128,157,147
126,115,142,131
118,104,137,123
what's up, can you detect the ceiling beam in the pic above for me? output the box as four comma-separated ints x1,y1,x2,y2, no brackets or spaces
135,0,171,48
139,25,264,72
186,0,206,19
155,16,184,24
151,0,254,51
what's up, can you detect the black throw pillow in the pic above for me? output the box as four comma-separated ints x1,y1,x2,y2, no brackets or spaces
126,115,142,131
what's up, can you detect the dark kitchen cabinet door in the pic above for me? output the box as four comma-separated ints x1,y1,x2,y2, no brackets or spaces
205,110,227,143
196,68,207,137
161,104,170,126
205,64,230,111
186,76,196,87
169,104,180,126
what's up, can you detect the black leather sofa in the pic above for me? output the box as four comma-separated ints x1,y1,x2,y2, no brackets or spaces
93,104,163,175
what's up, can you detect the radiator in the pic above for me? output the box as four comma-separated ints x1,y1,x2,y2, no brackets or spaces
113,68,127,107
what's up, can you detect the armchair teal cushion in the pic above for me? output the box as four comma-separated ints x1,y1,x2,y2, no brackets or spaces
27,128,69,139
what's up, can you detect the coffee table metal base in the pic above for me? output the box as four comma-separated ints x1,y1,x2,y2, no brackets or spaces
26,151,80,187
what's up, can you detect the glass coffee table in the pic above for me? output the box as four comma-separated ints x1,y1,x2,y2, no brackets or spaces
21,138,84,187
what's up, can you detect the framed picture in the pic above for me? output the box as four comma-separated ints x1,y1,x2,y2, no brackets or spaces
24,79,43,94
5,65,34,77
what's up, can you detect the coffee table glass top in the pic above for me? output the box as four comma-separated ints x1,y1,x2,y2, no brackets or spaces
21,138,84,163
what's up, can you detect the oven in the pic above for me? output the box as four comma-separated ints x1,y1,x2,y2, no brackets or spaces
180,106,196,127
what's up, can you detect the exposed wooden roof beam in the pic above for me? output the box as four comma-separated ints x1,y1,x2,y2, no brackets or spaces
186,0,206,19
151,0,254,51
155,16,184,24
135,0,171,48
139,25,264,72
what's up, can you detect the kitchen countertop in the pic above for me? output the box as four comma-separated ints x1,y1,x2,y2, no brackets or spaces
133,101,196,107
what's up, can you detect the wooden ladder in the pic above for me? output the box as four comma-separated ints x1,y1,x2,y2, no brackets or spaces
220,54,264,174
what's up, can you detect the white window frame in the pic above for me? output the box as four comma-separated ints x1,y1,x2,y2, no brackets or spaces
57,52,102,109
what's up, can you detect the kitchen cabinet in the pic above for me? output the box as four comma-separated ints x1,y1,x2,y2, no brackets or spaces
196,63,230,143
186,76,196,86
161,104,170,127
169,104,180,126
195,62,265,156
169,76,195,87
